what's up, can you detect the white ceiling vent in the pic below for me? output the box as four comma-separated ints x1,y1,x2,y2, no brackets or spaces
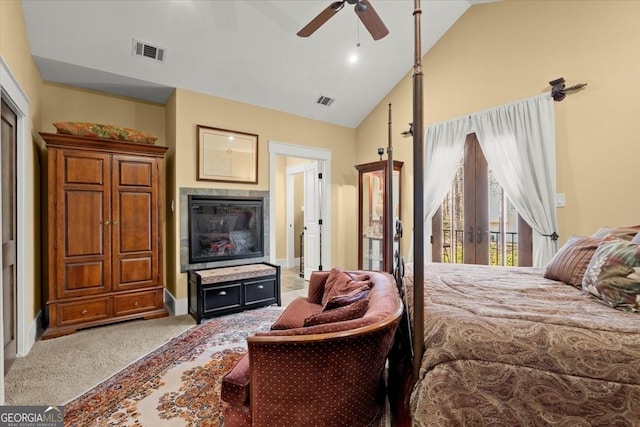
316,95,335,107
132,39,166,63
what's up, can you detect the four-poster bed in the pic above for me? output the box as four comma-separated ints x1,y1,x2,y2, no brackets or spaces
386,0,640,425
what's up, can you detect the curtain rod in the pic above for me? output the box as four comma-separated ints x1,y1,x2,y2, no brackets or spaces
549,77,587,101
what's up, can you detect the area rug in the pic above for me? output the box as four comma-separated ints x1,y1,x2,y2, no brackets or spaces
63,307,284,427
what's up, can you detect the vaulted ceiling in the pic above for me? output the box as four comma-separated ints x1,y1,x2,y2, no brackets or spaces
22,0,493,128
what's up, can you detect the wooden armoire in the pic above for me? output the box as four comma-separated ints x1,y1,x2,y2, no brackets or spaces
41,132,168,339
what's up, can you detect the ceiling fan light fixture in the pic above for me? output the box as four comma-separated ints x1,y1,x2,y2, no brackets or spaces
297,0,388,40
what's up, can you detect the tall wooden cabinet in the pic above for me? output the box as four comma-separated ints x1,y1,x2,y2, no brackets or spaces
355,160,403,272
41,132,168,339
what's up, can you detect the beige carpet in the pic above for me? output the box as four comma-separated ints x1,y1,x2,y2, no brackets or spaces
5,278,308,407
5,314,196,406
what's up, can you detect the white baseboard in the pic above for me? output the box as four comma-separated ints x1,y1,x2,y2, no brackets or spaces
20,310,42,356
164,289,188,316
275,258,301,268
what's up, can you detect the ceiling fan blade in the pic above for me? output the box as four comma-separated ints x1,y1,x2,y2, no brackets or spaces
355,0,389,41
297,1,344,37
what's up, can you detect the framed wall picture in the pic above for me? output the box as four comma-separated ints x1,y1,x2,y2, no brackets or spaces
197,125,258,184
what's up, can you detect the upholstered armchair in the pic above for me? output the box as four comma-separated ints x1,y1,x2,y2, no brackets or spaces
221,269,403,426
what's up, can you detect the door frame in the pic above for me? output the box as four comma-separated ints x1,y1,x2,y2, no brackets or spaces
1,56,32,403
269,141,331,272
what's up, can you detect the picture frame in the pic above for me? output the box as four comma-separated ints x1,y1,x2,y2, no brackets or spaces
197,125,258,184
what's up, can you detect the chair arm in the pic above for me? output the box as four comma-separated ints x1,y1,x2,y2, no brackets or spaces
221,354,251,407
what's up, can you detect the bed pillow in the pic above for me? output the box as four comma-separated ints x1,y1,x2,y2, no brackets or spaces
303,298,369,327
582,240,640,312
543,235,602,288
53,122,158,144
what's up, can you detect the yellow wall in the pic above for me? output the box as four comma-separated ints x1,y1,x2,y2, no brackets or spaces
356,0,640,251
1,0,43,320
170,89,357,300
39,83,166,143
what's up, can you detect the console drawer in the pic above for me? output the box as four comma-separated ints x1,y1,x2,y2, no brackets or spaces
244,278,277,305
203,283,242,313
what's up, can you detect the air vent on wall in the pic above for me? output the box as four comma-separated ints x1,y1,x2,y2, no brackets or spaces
316,95,335,107
132,39,166,63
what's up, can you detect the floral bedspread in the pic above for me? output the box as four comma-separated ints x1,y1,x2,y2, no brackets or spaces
405,262,640,426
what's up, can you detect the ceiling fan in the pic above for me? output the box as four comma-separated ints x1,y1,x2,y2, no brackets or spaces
297,0,389,41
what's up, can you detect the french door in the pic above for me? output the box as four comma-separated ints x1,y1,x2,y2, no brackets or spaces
433,134,532,266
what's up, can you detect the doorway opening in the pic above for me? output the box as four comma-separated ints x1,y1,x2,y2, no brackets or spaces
268,141,331,281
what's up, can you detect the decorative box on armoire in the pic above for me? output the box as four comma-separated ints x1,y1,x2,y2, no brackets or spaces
355,160,403,272
41,132,168,339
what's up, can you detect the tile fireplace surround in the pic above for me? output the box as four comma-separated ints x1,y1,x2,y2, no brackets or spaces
179,188,270,272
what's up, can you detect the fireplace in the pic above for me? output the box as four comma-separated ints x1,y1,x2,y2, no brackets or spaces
188,195,264,264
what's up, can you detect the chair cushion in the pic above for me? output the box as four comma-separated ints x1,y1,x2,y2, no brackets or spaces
270,297,322,330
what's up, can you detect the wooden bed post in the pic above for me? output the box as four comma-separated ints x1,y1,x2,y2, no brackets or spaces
386,103,394,275
412,0,426,382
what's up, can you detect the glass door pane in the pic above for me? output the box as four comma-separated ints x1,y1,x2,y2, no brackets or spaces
361,171,383,270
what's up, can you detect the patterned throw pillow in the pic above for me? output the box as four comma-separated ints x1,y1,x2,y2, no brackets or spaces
303,298,369,327
543,235,603,288
323,286,370,311
582,240,640,312
53,122,158,144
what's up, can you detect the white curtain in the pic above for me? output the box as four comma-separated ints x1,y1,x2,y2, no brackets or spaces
473,94,558,266
408,116,470,262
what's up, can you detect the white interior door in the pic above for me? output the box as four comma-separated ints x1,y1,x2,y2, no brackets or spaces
286,163,306,269
303,161,319,280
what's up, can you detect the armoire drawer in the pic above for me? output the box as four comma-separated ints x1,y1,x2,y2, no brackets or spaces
114,290,162,316
57,297,112,326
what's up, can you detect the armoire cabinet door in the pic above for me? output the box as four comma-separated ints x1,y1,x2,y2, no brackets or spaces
111,155,159,291
55,149,112,299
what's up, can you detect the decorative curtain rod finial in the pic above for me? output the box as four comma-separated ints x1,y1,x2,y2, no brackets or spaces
549,77,587,101
401,123,413,138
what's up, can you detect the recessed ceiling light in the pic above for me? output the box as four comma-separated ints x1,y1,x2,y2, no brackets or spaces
348,54,358,64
